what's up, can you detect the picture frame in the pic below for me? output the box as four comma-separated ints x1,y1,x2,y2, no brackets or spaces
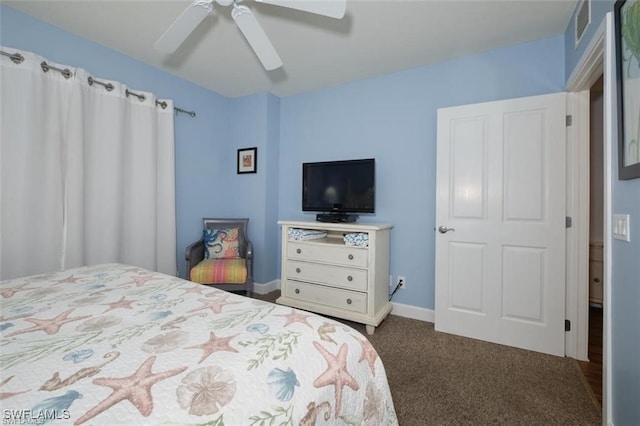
237,147,257,174
614,0,640,179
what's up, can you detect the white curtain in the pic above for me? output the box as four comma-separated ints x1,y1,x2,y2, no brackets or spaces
1,48,176,280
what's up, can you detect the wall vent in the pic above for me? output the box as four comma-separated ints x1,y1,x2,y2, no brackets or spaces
575,0,591,47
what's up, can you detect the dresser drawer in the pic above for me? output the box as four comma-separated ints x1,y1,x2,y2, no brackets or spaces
285,280,367,314
589,259,603,304
286,260,367,291
287,242,368,267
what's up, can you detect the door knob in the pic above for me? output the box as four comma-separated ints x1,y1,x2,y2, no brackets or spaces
438,225,455,234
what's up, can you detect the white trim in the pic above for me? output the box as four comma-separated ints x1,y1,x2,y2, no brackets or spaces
564,11,613,425
602,13,614,425
565,90,591,361
567,18,606,92
390,302,434,323
252,279,280,295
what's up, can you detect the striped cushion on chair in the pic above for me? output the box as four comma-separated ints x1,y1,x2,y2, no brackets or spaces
190,258,248,284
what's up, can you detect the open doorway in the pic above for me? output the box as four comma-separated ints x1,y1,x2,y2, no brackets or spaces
577,75,604,409
565,13,613,423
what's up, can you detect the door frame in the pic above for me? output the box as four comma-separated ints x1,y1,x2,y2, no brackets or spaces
565,13,612,424
565,90,591,362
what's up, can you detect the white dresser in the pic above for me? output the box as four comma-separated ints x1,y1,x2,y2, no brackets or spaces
589,241,603,305
277,220,393,335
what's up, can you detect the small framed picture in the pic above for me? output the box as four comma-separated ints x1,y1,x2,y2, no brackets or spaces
237,147,257,174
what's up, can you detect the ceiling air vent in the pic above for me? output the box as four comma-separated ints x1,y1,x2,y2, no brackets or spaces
575,0,591,47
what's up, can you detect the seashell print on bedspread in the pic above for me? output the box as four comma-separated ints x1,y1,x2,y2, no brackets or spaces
0,263,398,425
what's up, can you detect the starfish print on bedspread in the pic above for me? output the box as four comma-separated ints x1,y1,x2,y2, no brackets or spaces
119,274,160,288
275,309,313,328
187,331,239,363
101,296,135,313
0,282,31,298
312,342,360,418
187,296,241,314
355,335,379,376
179,285,205,296
52,275,82,285
74,355,187,425
5,309,90,337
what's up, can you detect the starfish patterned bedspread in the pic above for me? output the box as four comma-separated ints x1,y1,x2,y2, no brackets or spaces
0,263,398,425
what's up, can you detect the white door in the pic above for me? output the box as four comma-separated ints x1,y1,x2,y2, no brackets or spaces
435,93,567,357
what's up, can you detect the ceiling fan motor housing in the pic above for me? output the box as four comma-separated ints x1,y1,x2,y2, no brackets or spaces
215,0,235,7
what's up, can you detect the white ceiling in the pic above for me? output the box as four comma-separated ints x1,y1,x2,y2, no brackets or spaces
5,0,577,98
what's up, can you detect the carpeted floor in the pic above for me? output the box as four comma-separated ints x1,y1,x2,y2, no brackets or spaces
253,290,601,426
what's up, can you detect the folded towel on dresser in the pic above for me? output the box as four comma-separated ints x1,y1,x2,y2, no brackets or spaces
343,232,369,247
288,228,328,241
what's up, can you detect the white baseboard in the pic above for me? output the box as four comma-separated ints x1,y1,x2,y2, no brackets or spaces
253,279,281,295
390,301,434,323
255,279,434,323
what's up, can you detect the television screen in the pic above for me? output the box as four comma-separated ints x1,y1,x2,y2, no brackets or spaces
302,158,375,214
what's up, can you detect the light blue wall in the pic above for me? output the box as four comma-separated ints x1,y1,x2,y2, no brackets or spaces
0,5,233,279
607,3,640,419
278,36,565,308
265,94,281,281
226,93,280,283
610,165,640,425
564,0,616,82
564,1,640,423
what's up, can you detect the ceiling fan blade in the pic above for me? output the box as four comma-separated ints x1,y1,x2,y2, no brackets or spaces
154,1,214,53
232,5,283,71
255,0,346,19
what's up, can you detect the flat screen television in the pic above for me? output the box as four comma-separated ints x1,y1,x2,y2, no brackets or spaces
302,158,375,222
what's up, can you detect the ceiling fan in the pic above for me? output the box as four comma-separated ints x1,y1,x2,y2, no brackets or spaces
154,0,347,71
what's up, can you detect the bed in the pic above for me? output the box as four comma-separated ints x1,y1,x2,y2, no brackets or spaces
0,263,398,425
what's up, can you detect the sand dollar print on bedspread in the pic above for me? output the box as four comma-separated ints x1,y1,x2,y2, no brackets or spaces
176,366,236,416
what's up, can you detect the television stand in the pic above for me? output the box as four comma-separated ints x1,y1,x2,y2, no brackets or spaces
277,220,393,334
316,213,359,223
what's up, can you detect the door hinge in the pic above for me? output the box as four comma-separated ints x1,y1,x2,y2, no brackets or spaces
565,319,571,331
566,115,573,126
566,216,572,228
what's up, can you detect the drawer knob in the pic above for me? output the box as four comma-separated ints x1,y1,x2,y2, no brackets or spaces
296,248,302,254
347,275,353,281
348,254,354,260
593,278,600,283
346,298,352,305
296,267,301,273
295,288,300,294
